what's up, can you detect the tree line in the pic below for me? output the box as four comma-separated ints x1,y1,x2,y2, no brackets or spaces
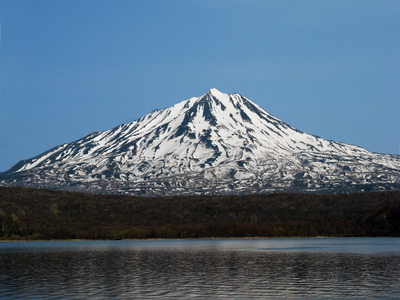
0,186,399,240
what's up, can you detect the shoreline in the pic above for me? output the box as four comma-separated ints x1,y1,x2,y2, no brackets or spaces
1,236,393,243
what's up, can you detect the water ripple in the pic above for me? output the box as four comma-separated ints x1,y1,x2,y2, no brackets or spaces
1,238,399,299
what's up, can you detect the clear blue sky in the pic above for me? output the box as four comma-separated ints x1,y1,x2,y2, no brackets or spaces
1,0,399,171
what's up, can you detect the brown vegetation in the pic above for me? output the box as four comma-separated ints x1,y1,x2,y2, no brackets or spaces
0,186,399,240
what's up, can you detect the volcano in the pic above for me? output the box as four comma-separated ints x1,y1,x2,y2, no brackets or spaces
1,88,399,195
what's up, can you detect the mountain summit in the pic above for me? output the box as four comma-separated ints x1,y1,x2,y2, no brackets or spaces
1,89,399,195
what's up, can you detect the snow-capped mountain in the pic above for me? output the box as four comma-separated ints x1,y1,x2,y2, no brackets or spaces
1,88,399,195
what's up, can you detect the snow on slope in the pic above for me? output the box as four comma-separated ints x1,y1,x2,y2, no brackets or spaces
1,89,399,195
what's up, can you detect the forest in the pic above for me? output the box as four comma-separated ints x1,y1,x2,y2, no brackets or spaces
0,186,399,240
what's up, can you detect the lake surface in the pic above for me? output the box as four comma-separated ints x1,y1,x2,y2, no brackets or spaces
1,238,399,299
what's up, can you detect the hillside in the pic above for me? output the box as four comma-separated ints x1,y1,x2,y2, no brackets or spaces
1,187,399,240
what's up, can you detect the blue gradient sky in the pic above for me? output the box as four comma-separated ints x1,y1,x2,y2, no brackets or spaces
1,0,399,171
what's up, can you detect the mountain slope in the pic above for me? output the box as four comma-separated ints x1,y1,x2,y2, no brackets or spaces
1,88,399,195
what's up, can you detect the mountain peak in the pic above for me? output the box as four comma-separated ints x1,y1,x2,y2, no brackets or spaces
206,88,230,100
207,88,223,95
201,88,236,108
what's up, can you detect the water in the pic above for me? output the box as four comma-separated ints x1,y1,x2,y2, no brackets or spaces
1,238,399,299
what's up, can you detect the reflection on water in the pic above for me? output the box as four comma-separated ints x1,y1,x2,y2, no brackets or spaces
1,238,399,299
